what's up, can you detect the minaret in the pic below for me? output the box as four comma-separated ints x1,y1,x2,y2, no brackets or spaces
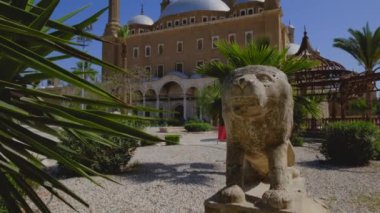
102,0,121,81
160,0,170,13
104,0,121,37
264,0,280,10
288,22,295,43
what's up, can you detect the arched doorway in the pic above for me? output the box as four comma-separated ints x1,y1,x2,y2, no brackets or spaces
159,81,184,119
174,105,184,120
133,91,143,104
145,89,157,117
133,91,143,116
186,87,199,119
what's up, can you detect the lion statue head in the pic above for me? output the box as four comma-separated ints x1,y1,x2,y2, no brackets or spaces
222,65,293,153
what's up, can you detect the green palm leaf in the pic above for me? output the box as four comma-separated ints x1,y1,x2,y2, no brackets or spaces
334,23,380,72
0,1,162,212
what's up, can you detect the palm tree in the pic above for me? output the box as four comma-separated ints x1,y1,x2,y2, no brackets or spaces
334,23,380,73
0,1,161,212
334,23,380,117
117,25,130,68
197,38,317,82
196,38,320,135
71,61,98,81
117,25,130,39
197,83,222,125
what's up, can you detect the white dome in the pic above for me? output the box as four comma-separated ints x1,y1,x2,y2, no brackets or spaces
286,43,300,55
161,0,230,17
235,0,264,4
128,15,154,26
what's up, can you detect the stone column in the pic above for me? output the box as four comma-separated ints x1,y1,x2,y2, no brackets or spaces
142,94,146,107
156,94,160,117
183,93,187,120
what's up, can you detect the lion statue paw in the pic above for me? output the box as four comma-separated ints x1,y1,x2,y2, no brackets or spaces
219,185,246,204
262,189,291,209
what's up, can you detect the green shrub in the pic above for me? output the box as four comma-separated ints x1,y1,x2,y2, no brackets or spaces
61,135,139,174
60,120,150,176
59,120,147,174
184,122,212,132
123,119,151,130
321,121,378,165
291,136,304,147
167,119,183,126
165,135,180,145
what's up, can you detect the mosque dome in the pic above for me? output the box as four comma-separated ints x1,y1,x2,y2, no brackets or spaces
286,43,300,55
235,0,264,4
161,0,230,17
128,14,154,26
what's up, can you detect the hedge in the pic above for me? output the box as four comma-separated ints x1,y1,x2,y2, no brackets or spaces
321,121,378,165
165,135,180,145
184,122,212,132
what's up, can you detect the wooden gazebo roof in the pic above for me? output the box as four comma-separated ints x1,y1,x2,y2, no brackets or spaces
292,30,353,96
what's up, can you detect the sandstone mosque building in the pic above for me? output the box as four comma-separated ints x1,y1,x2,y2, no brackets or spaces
102,0,296,120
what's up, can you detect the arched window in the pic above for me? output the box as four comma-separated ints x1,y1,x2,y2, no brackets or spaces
245,31,253,45
174,19,180,26
177,41,183,52
158,44,164,55
157,65,164,78
182,18,188,25
175,62,183,72
212,36,219,49
145,66,152,79
240,9,246,16
228,33,236,43
133,47,139,58
190,16,196,24
145,45,151,57
197,38,203,50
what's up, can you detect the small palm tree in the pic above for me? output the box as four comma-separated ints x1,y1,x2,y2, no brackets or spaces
196,38,320,132
117,25,130,68
71,61,98,81
117,25,130,39
197,83,222,125
197,38,317,82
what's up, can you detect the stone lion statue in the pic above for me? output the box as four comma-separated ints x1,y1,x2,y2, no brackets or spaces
220,65,299,209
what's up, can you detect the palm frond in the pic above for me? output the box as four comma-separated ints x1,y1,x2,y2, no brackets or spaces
0,2,161,212
196,60,234,83
334,23,380,72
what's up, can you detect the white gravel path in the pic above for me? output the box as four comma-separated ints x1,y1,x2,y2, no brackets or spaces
37,128,380,213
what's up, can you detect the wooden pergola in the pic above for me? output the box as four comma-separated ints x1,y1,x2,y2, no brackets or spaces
291,30,380,129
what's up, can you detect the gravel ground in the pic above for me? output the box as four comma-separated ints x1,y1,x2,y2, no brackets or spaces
37,128,380,213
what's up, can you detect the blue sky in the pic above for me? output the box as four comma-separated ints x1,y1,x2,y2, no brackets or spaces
53,0,380,75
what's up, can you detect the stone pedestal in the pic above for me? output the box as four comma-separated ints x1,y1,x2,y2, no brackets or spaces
205,178,329,213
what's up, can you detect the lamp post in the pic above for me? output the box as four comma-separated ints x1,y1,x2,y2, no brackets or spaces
76,25,93,109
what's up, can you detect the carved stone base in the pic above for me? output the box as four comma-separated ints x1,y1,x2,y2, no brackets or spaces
205,178,329,213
